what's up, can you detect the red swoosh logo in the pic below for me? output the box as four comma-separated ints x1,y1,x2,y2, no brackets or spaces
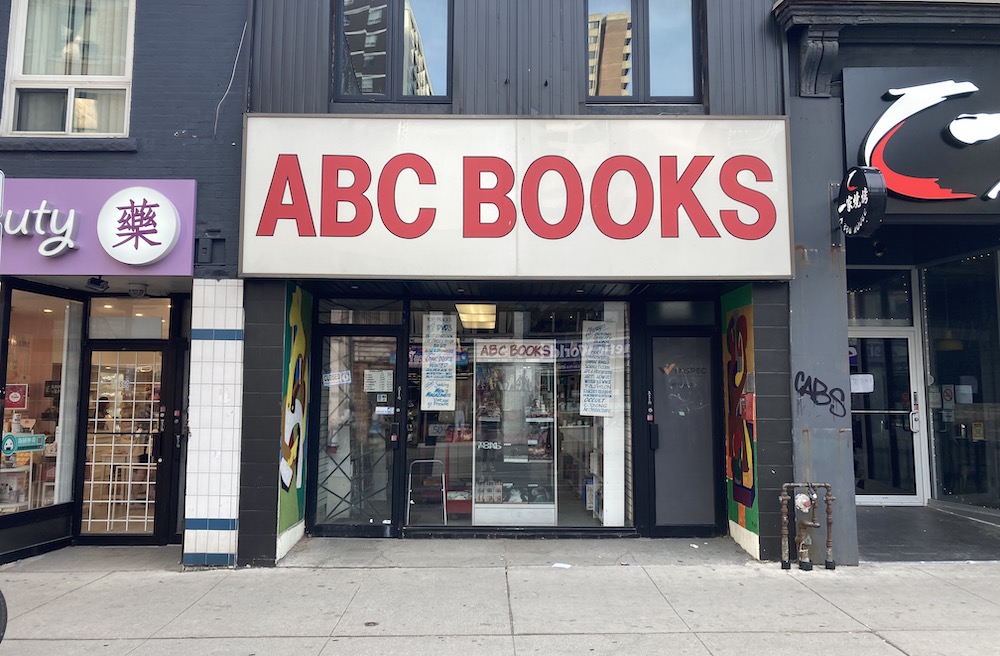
872,121,976,200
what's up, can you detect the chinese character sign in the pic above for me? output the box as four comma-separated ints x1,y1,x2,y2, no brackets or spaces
97,186,180,266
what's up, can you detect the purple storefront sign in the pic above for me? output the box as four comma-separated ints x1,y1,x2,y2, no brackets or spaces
0,178,196,277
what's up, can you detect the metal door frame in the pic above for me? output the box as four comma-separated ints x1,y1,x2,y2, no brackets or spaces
850,327,931,506
306,326,409,538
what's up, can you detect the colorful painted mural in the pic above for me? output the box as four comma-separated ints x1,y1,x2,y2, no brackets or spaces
722,285,758,534
278,283,312,533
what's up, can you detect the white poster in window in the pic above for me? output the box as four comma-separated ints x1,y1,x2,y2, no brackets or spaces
363,369,393,393
421,314,456,411
581,321,614,417
956,385,974,404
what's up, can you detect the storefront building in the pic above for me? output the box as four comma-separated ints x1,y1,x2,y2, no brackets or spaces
233,0,799,567
0,1,247,562
775,0,1000,565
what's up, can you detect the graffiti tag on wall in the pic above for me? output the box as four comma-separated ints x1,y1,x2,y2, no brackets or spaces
793,371,847,417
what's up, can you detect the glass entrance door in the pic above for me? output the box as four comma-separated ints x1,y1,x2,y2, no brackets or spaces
850,333,929,504
312,334,403,535
81,350,165,536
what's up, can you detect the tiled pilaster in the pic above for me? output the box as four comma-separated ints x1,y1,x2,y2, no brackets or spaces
184,279,244,567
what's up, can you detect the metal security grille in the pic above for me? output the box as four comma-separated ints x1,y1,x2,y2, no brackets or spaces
81,351,161,535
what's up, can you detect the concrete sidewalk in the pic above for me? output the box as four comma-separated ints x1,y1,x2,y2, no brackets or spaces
2,537,1000,655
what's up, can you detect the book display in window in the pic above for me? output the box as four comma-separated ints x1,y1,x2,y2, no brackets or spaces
472,339,557,526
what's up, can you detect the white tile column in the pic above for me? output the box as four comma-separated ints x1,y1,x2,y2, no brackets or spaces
183,279,243,566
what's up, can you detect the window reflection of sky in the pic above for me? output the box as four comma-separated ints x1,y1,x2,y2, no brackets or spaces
588,0,694,98
649,1,693,97
409,0,448,95
589,0,631,14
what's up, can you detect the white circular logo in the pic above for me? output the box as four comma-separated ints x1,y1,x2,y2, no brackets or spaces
7,391,21,405
97,186,181,266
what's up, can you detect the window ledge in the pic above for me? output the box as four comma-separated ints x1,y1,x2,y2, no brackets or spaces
0,137,138,152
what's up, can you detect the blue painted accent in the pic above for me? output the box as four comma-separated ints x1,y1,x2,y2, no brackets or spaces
191,328,244,341
184,552,236,567
185,518,238,531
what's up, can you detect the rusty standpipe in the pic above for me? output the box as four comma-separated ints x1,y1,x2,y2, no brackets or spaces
779,482,835,571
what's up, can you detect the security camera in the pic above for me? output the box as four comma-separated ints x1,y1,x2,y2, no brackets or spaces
85,277,110,292
128,283,148,298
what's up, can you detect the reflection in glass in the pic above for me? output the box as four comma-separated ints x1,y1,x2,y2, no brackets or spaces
81,351,161,535
587,0,633,97
14,90,67,132
23,0,130,76
847,269,913,327
315,336,396,527
403,0,448,96
648,0,694,97
339,0,448,98
341,1,389,95
924,255,1000,506
73,89,126,133
850,337,916,496
404,301,631,528
1,291,83,516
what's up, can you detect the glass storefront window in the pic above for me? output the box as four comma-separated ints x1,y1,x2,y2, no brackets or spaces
923,254,1000,507
847,269,913,327
1,290,83,514
405,300,632,528
318,299,404,325
89,298,171,339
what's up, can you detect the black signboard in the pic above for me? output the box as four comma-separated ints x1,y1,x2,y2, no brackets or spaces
44,380,60,398
838,167,887,237
844,67,1000,215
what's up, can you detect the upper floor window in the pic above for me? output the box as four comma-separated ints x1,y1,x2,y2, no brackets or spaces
587,0,697,102
335,0,450,101
3,0,134,136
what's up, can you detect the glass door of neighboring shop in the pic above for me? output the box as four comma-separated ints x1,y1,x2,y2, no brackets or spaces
80,349,174,537
849,332,929,505
312,333,404,536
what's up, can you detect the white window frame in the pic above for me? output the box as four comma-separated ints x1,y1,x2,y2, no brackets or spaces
2,0,136,137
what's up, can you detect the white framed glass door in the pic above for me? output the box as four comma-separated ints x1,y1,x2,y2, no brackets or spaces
850,330,930,505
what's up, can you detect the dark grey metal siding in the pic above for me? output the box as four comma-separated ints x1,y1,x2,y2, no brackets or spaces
454,0,583,115
250,0,783,117
250,0,331,114
706,0,785,116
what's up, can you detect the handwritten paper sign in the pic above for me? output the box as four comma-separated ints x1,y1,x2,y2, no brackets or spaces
581,321,614,417
421,314,456,411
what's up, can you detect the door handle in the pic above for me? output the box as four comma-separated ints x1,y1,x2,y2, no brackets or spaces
908,410,920,433
649,423,660,451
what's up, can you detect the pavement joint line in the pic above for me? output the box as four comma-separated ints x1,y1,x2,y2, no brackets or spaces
912,562,1000,609
502,539,519,656
868,632,912,656
328,575,363,638
146,567,235,642
640,563,696,635
780,567,879,634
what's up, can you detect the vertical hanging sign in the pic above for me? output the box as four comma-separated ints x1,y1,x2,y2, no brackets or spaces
421,314,457,411
581,321,614,417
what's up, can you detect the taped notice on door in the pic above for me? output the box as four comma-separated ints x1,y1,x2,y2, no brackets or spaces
363,369,393,393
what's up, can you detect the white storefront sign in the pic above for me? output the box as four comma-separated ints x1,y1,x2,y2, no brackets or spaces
241,116,792,279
